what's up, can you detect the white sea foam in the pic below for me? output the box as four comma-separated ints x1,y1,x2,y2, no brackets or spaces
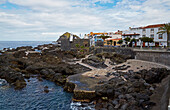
70,101,95,110
0,79,7,86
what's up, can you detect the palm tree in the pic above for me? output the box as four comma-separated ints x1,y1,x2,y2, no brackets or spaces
157,23,170,46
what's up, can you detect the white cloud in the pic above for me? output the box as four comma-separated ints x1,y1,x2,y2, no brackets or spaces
0,0,169,41
0,0,6,4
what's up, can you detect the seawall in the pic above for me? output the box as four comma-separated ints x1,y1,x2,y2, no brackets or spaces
134,49,170,110
135,50,170,66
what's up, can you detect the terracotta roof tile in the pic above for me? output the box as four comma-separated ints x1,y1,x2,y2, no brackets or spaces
140,24,164,29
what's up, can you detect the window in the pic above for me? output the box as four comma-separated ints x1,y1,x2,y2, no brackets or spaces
151,28,154,32
143,29,146,32
150,34,154,38
159,34,163,39
143,35,146,37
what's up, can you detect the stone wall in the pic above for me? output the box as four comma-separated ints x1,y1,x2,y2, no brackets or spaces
90,47,135,58
96,41,104,47
135,50,170,66
61,39,71,51
135,50,170,110
150,75,170,110
61,39,90,51
72,39,90,48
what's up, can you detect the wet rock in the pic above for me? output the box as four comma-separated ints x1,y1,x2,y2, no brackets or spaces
44,86,49,93
0,67,26,89
64,82,75,92
14,80,26,89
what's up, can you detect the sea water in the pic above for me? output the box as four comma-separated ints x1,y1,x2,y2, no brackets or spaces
0,41,52,50
0,78,73,110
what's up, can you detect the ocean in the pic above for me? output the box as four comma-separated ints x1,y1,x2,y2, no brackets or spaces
0,78,73,110
0,41,73,110
0,41,53,50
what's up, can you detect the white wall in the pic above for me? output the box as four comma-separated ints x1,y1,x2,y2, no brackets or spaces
144,28,167,42
122,27,168,46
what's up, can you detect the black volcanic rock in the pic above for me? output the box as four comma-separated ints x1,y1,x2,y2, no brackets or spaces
82,55,107,68
0,67,26,89
94,68,170,110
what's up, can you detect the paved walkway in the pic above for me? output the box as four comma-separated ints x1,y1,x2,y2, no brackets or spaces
133,48,170,52
76,54,97,70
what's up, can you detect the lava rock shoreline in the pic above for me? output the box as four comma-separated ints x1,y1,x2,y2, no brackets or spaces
0,44,170,110
0,44,91,89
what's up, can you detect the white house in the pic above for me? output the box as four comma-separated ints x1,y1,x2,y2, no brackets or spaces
122,24,167,47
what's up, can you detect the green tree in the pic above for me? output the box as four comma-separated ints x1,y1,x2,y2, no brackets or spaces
130,38,137,47
140,37,154,47
110,40,113,46
75,44,80,48
80,46,85,49
107,41,110,45
124,37,131,46
157,23,170,46
117,40,123,46
131,38,137,43
99,34,110,41
75,44,80,52
124,37,130,42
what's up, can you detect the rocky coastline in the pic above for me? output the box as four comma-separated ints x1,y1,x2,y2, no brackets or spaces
0,43,170,110
0,44,90,89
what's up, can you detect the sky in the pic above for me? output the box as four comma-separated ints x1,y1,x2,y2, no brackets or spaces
0,0,170,41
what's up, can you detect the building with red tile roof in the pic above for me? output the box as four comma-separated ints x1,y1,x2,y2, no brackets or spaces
122,23,168,47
